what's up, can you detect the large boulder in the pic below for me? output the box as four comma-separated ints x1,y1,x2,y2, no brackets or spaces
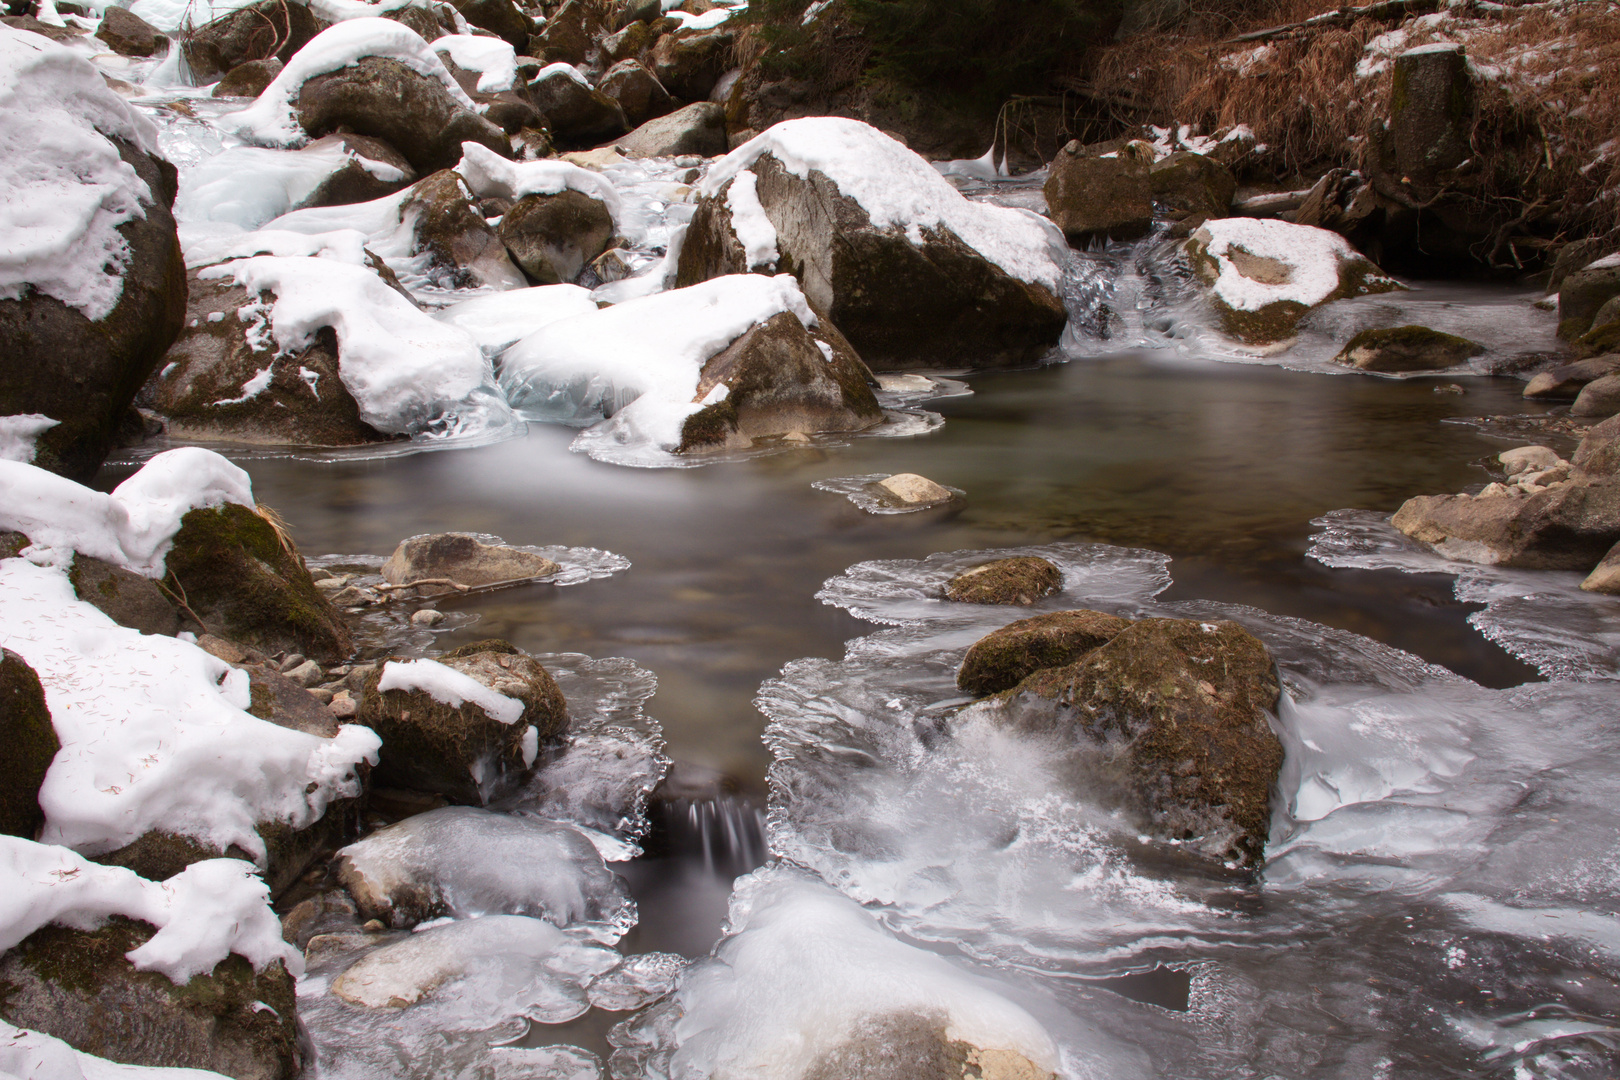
0,649,56,840
676,310,884,452
945,557,1062,606
530,0,601,65
0,919,299,1080
1334,325,1484,373
94,5,168,56
957,610,1131,697
181,0,324,83
499,189,616,283
530,63,629,146
615,100,726,159
448,0,529,48
1522,355,1620,399
1043,139,1153,242
399,169,528,289
294,56,510,174
1186,219,1403,344
1148,151,1235,218
1558,256,1620,342
1574,414,1620,479
1392,478,1620,569
650,25,732,100
380,532,560,589
988,617,1284,868
602,19,652,63
675,120,1069,370
358,640,568,804
598,57,672,127
1572,372,1620,419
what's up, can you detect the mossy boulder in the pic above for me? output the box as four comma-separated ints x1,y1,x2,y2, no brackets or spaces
1557,260,1620,342
1148,151,1235,218
498,189,616,284
944,557,1062,606
358,639,567,805
992,617,1284,868
0,649,57,840
0,918,299,1080
1334,325,1484,373
957,610,1131,697
68,553,179,636
162,502,352,664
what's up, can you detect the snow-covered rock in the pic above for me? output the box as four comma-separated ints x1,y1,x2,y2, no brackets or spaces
1186,218,1403,344
0,1019,233,1080
677,118,1070,370
176,135,416,231
530,61,630,146
0,25,187,480
434,283,598,355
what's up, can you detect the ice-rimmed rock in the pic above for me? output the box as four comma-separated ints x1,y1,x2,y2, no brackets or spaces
1392,478,1620,570
945,556,1062,606
676,118,1070,371
380,531,561,590
1334,324,1484,373
956,609,1131,697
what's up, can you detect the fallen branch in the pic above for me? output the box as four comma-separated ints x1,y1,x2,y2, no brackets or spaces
157,575,213,637
1220,0,1441,44
374,578,472,593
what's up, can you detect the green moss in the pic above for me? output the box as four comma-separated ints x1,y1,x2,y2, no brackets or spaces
958,610,1132,696
1578,320,1620,358
442,638,520,660
944,557,1063,605
677,398,741,451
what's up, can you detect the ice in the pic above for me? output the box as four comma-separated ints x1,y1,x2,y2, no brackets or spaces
175,137,408,230
225,19,479,149
435,284,599,355
456,142,623,225
722,167,776,270
0,1018,233,1079
586,951,684,1012
811,473,966,515
701,118,1069,290
0,25,161,320
431,34,517,93
1192,218,1399,313
377,657,525,723
336,807,636,936
0,414,59,464
0,836,300,982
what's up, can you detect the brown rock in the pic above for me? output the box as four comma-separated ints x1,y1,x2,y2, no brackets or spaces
1572,372,1620,419
398,169,527,289
1043,140,1152,242
211,57,282,98
1334,325,1484,373
614,100,726,159
1149,151,1235,217
957,610,1131,697
0,649,57,840
448,0,530,48
1581,541,1620,594
295,133,417,208
1574,414,1620,478
1522,356,1620,400
498,188,616,284
95,5,168,56
945,557,1062,606
181,0,323,83
380,532,560,589
1392,478,1620,569
650,25,733,100
597,57,671,127
68,553,179,636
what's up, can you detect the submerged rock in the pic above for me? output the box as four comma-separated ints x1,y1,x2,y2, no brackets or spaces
957,610,1131,697
380,532,560,590
1334,325,1484,373
1043,139,1153,242
945,557,1062,606
0,649,57,840
1393,478,1620,569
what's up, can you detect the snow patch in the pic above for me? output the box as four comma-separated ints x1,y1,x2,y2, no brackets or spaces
0,414,59,464
724,169,778,270
434,284,599,356
176,136,408,231
431,34,517,93
456,141,622,226
212,364,274,405
1192,217,1392,312
378,657,525,723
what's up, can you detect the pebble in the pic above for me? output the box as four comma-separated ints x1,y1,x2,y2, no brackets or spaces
328,690,359,719
278,652,306,673
410,608,447,627
284,659,324,687
308,687,335,705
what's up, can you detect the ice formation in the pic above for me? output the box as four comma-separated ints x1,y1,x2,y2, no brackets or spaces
176,138,409,230
434,284,599,356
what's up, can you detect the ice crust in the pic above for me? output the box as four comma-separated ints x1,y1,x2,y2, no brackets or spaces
457,142,623,226
435,284,599,355
377,657,525,723
1193,217,1388,312
0,26,161,320
0,1018,233,1079
700,118,1069,290
0,414,59,464
176,137,407,231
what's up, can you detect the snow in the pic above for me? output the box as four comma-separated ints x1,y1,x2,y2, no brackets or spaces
0,1018,233,1079
501,274,816,452
1403,41,1465,56
456,142,622,226
199,254,512,437
0,447,254,576
377,657,524,723
535,60,591,88
180,225,373,271
1192,218,1391,312
932,144,1008,182
724,169,777,270
175,137,408,231
126,0,265,33
434,284,598,356
665,6,734,30
307,0,429,23
0,555,380,862
1588,252,1620,271
225,19,480,149
0,25,161,321
0,414,59,464
431,34,517,93
213,364,273,405
701,118,1067,290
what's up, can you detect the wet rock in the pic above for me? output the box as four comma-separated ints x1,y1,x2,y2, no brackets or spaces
0,649,57,840
94,5,167,56
294,56,510,175
1574,414,1620,479
1043,139,1153,242
0,918,300,1080
804,1011,1057,1080
1522,356,1620,400
614,100,726,159
162,502,352,664
1581,541,1620,594
1572,372,1620,419
1334,325,1484,373
381,532,559,589
358,639,567,804
448,0,529,48
945,557,1062,606
68,554,179,636
1149,151,1235,218
211,56,282,98
957,610,1132,697
650,24,733,99
499,189,616,283
1389,44,1475,197
181,0,323,83
530,64,629,146
598,57,672,127
677,150,1067,370
296,133,417,208
398,169,528,289
1557,258,1620,342
676,311,883,452
1392,478,1620,569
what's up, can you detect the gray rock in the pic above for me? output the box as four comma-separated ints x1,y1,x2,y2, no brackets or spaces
283,659,325,688
68,554,179,635
499,188,615,283
530,65,628,146
381,533,560,589
448,0,529,48
0,648,57,840
1334,325,1484,372
1558,259,1620,342
1500,445,1561,476
597,57,672,127
1522,356,1620,399
1043,139,1152,242
1149,151,1235,217
1389,44,1474,196
650,25,733,99
95,5,167,56
614,100,725,159
1572,372,1620,418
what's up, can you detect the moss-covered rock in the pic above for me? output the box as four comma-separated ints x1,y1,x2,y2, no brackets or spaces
0,649,57,840
957,609,1131,697
0,918,300,1080
358,639,567,804
804,1010,1056,1080
944,557,1062,606
1334,324,1484,373
162,503,352,664
1043,139,1153,243
68,553,180,636
993,617,1283,868
650,24,733,100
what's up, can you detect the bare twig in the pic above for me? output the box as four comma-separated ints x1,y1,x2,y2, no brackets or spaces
157,575,213,637
374,578,473,593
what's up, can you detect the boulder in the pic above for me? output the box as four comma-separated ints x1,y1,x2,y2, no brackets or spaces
530,64,629,146
945,557,1062,606
1293,167,1380,238
1042,140,1153,242
1557,257,1620,342
1582,541,1620,594
180,0,323,83
161,502,353,663
598,57,672,127
0,918,299,1080
1574,414,1620,479
296,133,418,208
866,473,952,506
990,617,1284,867
1334,325,1484,373
294,56,510,175
1392,478,1620,569
804,1011,1057,1080
650,25,733,100
1572,372,1620,419
676,311,884,451
1149,151,1235,218
68,554,179,636
94,5,167,56
618,0,661,25
956,610,1131,697
1522,356,1620,399
211,56,282,98
1389,44,1475,197
0,649,57,840
614,100,726,158
1500,445,1561,477
1577,313,1620,359
357,639,568,804
384,3,450,43
398,169,528,289
448,0,529,48
380,533,560,589
531,0,599,65
499,188,616,283
602,19,651,63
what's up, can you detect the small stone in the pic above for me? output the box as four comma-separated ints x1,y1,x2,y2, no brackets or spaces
783,431,813,444
307,687,335,705
876,473,952,505
361,919,388,933
284,659,324,687
1500,445,1561,476
278,653,307,673
329,586,370,606
310,568,336,582
1433,383,1465,394
328,690,359,719
1477,482,1515,498
314,575,352,591
410,609,447,627
197,634,248,665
